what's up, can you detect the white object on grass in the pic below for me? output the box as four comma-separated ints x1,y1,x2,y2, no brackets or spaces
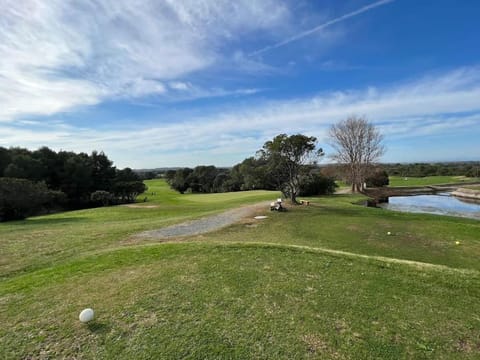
254,216,268,220
455,241,460,245
387,231,391,235
79,308,95,323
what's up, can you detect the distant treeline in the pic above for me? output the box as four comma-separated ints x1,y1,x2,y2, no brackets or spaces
164,157,337,196
381,162,480,178
0,147,146,221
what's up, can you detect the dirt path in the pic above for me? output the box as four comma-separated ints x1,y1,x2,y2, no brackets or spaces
335,187,351,194
136,202,270,240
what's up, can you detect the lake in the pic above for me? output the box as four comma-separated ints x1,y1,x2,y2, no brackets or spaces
378,193,480,220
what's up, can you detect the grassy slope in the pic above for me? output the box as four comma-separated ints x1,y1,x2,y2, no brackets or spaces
0,180,278,278
1,180,480,359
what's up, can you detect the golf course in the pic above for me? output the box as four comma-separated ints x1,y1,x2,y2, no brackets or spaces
1,178,479,359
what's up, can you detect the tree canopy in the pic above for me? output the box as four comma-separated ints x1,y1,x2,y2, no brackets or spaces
259,134,324,203
0,146,147,221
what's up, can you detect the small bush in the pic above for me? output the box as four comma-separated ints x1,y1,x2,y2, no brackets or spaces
366,170,389,187
299,174,337,196
90,190,114,206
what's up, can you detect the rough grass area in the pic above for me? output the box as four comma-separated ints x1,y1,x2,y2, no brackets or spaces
1,180,480,359
388,175,479,187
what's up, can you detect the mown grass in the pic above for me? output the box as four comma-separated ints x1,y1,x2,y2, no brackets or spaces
389,175,479,187
207,195,480,272
0,180,278,278
1,179,480,359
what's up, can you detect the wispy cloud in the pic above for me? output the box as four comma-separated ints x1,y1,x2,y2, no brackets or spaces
249,0,394,56
2,66,480,167
0,0,290,122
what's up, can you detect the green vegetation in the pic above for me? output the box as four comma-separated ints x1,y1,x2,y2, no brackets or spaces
165,134,334,202
1,179,479,359
382,162,480,178
388,175,479,187
0,147,147,219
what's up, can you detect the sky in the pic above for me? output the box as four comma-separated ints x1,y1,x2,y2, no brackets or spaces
1,0,480,168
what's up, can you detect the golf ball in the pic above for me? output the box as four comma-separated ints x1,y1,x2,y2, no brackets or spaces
387,231,391,235
79,308,94,323
455,241,460,245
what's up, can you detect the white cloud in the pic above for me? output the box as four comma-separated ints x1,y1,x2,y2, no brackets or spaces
169,82,191,91
2,67,480,167
0,0,290,122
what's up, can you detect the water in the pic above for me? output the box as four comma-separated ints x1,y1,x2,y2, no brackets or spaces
378,193,480,220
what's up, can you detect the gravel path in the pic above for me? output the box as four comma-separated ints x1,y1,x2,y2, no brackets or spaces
136,202,269,239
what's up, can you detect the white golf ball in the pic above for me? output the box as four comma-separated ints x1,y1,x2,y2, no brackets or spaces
79,308,94,323
387,231,391,235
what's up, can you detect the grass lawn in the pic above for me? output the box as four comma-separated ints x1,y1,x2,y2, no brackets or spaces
1,180,480,359
388,175,480,187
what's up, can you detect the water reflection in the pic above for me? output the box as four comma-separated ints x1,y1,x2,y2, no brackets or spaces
378,193,480,220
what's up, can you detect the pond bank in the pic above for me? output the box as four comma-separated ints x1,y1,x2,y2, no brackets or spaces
451,187,480,201
364,182,480,202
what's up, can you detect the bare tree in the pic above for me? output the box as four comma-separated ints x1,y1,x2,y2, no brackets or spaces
329,116,385,193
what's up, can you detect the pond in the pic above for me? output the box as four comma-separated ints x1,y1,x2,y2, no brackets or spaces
378,193,480,220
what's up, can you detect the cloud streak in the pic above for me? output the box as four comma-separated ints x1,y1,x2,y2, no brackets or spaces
250,0,394,56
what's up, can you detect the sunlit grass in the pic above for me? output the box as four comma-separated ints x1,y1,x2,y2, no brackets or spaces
1,180,479,358
389,175,479,187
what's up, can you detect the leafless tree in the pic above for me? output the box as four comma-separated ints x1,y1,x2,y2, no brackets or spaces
329,116,385,193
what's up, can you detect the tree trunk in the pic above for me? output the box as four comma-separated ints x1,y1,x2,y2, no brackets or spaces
290,192,297,204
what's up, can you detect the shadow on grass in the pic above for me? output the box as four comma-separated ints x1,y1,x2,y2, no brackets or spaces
87,321,110,334
12,217,86,226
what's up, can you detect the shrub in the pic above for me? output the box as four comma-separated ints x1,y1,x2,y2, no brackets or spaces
365,170,389,187
90,190,114,206
298,173,337,196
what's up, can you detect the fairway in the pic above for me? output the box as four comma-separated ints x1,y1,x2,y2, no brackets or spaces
1,180,480,359
388,175,479,187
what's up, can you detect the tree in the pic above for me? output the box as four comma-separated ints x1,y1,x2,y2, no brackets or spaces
0,147,11,176
113,181,147,203
329,116,385,193
90,151,115,191
167,168,193,194
259,134,324,203
0,178,64,221
112,168,146,202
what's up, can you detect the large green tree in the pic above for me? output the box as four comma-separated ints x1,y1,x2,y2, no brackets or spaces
260,134,324,204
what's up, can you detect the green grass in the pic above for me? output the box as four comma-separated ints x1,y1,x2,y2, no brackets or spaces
0,180,279,278
388,175,479,187
1,180,480,359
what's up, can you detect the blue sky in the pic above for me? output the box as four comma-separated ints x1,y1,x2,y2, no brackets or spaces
1,0,480,168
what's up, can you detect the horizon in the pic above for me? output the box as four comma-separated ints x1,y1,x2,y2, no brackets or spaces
1,0,480,168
